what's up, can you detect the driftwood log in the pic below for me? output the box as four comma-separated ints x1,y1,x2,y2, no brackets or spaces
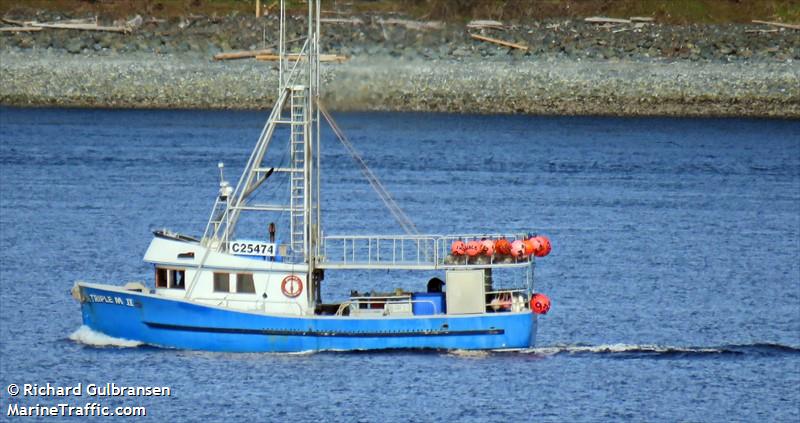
469,33,528,51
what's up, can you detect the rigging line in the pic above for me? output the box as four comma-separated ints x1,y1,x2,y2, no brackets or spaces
322,107,415,235
321,105,415,234
318,102,419,235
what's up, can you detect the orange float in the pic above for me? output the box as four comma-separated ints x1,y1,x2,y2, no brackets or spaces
451,240,466,256
524,237,540,256
533,235,551,257
495,238,511,255
530,293,551,314
465,240,482,257
481,239,495,256
510,240,526,257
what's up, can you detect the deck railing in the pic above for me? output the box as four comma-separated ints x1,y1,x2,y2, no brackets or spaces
317,234,534,270
194,297,304,315
485,289,529,313
334,289,531,316
337,294,442,316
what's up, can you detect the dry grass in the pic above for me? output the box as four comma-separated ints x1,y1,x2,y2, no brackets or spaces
1,0,798,23
0,0,252,19
383,0,800,24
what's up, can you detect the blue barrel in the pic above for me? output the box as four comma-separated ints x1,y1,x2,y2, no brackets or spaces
412,293,444,315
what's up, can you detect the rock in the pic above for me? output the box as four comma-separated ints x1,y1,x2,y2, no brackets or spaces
206,42,220,56
110,39,127,52
718,46,734,55
16,36,34,49
451,47,470,57
511,48,528,58
127,15,143,29
65,39,85,54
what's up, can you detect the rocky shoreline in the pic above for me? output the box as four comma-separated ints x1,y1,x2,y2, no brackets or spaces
1,12,799,117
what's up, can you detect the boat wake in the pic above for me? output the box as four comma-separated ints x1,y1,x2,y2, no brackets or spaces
519,343,800,358
69,325,143,348
448,349,492,359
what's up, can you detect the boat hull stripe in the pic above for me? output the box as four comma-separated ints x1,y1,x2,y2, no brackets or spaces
144,321,504,337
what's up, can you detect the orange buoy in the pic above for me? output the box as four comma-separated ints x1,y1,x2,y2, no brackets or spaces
534,235,551,257
451,240,466,256
510,240,526,257
481,239,495,256
495,238,511,255
530,293,551,314
524,238,540,256
465,240,482,257
525,236,542,256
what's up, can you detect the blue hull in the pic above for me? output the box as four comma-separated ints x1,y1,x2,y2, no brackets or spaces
78,284,536,352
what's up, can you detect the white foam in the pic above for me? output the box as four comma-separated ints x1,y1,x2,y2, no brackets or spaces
522,343,722,355
448,349,491,359
69,325,143,348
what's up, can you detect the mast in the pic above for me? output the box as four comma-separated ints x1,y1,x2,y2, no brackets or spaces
201,0,321,271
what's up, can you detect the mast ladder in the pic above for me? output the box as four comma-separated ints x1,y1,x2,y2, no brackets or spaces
289,86,309,260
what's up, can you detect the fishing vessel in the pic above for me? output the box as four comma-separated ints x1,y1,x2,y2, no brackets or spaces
71,0,553,353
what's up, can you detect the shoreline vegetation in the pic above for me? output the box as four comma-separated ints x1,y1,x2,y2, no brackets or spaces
1,1,798,117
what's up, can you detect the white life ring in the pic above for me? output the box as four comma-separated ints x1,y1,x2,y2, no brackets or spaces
281,275,303,298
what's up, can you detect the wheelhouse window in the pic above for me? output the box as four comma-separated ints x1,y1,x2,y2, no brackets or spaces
237,273,255,293
155,267,185,290
213,273,230,293
156,268,168,288
171,269,185,289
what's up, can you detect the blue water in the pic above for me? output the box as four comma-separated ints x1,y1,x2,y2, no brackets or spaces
1,107,798,422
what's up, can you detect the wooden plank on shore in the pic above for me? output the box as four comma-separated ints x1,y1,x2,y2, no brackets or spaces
213,49,274,61
467,19,505,30
585,16,631,24
59,18,97,25
321,17,364,25
752,20,800,30
213,36,305,61
0,26,42,32
255,53,348,63
629,16,655,22
469,33,528,51
31,22,130,33
1,18,29,26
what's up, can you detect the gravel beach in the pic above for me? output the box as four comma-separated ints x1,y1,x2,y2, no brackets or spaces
1,12,798,117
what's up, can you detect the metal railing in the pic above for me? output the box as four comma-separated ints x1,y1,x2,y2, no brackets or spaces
333,289,529,316
337,295,442,316
318,233,535,270
321,235,437,269
485,289,529,313
194,297,304,315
